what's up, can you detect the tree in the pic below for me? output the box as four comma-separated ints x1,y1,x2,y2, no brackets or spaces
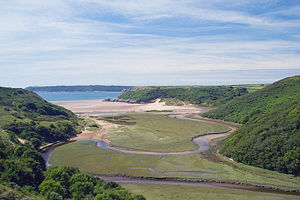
39,180,64,197
94,193,113,200
70,182,94,200
30,138,42,150
70,173,96,186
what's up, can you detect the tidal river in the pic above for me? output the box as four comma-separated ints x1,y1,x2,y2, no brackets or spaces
42,114,300,195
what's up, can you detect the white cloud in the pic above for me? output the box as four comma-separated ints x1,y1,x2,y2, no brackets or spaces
0,0,299,87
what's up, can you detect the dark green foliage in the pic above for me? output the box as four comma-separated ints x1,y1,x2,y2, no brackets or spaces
0,86,79,144
30,138,42,150
0,138,45,188
26,85,132,92
0,183,41,200
1,144,145,199
0,87,75,119
3,120,77,144
119,86,248,106
40,166,145,200
39,180,64,197
203,76,300,176
0,87,144,199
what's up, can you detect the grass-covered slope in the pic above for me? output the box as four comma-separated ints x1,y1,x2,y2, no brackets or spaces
0,87,79,145
0,184,42,200
119,86,248,106
0,87,145,200
203,76,300,175
0,135,144,200
0,130,46,190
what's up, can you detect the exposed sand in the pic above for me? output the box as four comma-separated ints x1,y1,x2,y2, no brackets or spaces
52,99,204,115
70,119,117,142
17,137,26,144
204,127,237,142
67,114,237,155
52,99,236,155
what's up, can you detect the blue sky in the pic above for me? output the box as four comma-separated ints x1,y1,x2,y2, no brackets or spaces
0,0,300,87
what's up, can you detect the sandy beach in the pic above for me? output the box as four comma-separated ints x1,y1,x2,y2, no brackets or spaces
52,99,204,115
50,99,236,155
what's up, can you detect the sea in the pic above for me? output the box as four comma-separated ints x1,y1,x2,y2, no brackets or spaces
36,91,121,102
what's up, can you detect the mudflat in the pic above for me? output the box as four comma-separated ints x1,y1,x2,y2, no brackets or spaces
52,99,204,114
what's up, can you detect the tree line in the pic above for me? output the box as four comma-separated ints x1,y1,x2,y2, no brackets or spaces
203,76,300,176
119,86,248,106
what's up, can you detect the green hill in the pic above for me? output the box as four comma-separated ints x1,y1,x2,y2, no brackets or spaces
0,134,144,200
119,86,248,106
0,86,145,200
203,76,300,175
0,87,80,145
0,183,42,200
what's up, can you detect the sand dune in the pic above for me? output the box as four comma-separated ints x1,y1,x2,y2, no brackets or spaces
52,99,204,115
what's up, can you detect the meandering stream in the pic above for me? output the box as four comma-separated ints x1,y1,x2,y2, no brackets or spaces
43,113,234,166
42,113,300,195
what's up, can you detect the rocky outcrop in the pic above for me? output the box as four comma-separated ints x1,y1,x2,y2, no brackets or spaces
104,98,157,104
104,98,143,104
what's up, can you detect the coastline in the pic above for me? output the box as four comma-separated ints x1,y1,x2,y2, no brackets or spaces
45,99,300,195
52,99,205,114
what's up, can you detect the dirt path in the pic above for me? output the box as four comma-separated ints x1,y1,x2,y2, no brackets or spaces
17,137,26,144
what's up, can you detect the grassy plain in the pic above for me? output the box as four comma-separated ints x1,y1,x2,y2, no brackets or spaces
49,141,300,190
98,113,230,152
121,183,299,200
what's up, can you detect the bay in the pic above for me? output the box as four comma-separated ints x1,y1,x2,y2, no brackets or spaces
36,91,121,101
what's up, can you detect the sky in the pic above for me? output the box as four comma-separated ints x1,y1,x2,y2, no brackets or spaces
0,0,300,87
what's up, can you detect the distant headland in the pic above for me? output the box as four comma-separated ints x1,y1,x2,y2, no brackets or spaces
25,85,133,92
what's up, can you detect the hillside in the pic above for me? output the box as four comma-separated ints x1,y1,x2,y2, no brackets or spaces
119,86,248,106
0,86,145,200
203,76,300,175
26,85,132,92
0,87,79,145
0,184,42,200
0,133,145,200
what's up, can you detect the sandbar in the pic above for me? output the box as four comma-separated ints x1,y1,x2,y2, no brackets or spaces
52,99,204,115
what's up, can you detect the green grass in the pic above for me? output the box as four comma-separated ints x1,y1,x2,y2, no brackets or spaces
87,127,100,131
98,113,230,152
162,98,185,106
119,86,249,106
0,86,80,144
121,183,299,200
49,141,300,190
204,76,300,176
0,129,8,139
232,84,267,93
0,184,42,200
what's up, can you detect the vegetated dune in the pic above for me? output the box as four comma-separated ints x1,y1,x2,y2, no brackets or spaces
203,75,300,176
53,98,204,114
118,85,249,106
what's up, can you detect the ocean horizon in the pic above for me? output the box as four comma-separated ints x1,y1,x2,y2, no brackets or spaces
36,91,121,102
